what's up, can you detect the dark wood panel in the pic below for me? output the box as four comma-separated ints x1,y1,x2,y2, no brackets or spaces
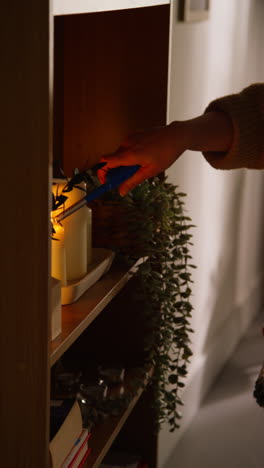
54,5,170,175
53,17,65,176
0,2,51,466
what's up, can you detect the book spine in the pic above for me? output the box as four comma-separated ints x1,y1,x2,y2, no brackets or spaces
68,436,91,468
78,447,92,468
62,430,91,468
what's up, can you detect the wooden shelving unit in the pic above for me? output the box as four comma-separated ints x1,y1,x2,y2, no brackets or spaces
50,260,142,366
52,4,169,467
1,2,171,466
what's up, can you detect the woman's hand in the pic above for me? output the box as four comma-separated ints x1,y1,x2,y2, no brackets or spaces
98,122,188,196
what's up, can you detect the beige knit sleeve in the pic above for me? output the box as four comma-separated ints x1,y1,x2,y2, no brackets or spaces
203,83,264,170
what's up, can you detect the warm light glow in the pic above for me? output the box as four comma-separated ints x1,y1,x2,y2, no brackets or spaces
51,181,92,283
51,223,67,286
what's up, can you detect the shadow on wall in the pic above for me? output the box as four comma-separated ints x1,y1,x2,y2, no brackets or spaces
201,169,264,356
160,1,264,467
201,171,246,353
206,0,263,95
206,315,264,404
164,314,264,468
167,4,211,119
199,0,264,354
228,0,258,88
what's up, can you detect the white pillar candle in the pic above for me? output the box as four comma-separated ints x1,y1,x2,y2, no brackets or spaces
51,224,67,286
52,180,88,282
87,206,92,266
63,204,88,281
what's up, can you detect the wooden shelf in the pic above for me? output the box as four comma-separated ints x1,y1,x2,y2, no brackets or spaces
50,260,141,367
53,0,170,16
84,368,152,468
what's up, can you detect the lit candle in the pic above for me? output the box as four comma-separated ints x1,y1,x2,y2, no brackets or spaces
51,224,67,286
52,180,92,282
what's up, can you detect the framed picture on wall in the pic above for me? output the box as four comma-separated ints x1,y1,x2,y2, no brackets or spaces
179,0,210,22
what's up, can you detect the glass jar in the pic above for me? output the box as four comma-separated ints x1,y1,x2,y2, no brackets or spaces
77,380,108,428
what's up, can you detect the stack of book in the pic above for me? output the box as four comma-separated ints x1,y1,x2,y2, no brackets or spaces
50,399,91,468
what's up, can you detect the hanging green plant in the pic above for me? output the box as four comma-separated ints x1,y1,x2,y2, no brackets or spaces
89,176,196,433
124,178,195,432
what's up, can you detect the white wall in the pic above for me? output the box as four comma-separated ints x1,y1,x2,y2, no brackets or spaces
159,1,264,466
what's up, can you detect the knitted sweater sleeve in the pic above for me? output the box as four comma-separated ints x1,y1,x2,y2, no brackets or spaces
203,83,264,169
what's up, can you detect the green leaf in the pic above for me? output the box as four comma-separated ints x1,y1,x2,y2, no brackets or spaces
138,262,151,275
177,382,185,388
165,392,175,402
152,271,164,279
168,374,178,384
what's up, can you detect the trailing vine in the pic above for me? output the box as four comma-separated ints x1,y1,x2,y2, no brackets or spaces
120,177,195,432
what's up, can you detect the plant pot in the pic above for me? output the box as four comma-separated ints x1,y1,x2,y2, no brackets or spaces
88,200,143,257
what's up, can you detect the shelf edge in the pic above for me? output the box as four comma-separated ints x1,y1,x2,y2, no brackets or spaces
53,0,170,16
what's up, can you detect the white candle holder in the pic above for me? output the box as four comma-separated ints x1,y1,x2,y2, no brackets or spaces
61,248,115,305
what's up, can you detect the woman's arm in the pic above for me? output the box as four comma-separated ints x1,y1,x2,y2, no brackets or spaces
179,111,233,153
98,111,233,196
99,83,264,196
